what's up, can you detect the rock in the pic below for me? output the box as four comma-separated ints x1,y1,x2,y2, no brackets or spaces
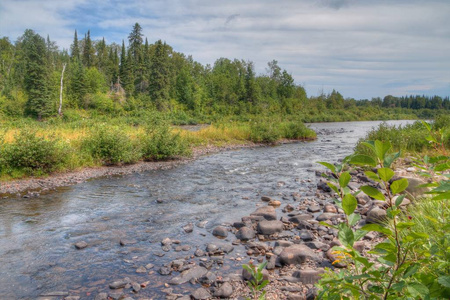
266,254,277,270
403,177,428,198
196,220,208,228
94,293,108,300
213,282,233,298
348,182,360,191
305,241,330,251
206,243,234,254
181,245,191,251
275,240,294,247
169,266,208,285
250,206,277,221
235,227,256,241
74,241,88,249
297,220,315,230
206,243,218,252
40,292,69,296
279,244,318,265
109,278,131,289
299,230,314,241
242,266,270,281
191,287,211,300
316,213,338,221
289,214,314,223
136,266,147,273
247,241,269,251
324,204,337,213
145,263,154,269
233,221,246,229
257,220,284,235
65,297,80,300
158,266,172,276
363,231,377,240
212,226,228,238
199,271,217,285
119,239,137,246
261,196,272,202
366,206,387,224
307,205,321,213
131,282,141,292
292,268,324,284
161,238,172,246
282,204,295,213
195,249,205,257
183,223,194,233
268,200,281,207
353,241,366,253
306,288,318,300
317,180,332,192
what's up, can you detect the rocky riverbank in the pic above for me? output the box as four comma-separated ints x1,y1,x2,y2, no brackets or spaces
33,160,423,300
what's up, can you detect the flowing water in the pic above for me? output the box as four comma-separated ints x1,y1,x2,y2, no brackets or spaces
0,120,414,299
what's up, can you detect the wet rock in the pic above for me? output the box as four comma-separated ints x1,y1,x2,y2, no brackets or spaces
181,245,191,251
65,297,80,300
297,220,315,230
268,200,281,207
119,239,137,246
158,266,172,276
235,227,256,241
289,214,314,223
108,291,124,300
250,206,277,221
171,259,185,269
212,226,228,238
233,221,246,229
261,196,272,202
199,271,217,285
299,230,314,241
247,241,269,252
94,292,108,300
292,268,324,284
74,241,88,250
183,223,194,233
266,254,277,270
305,241,330,251
145,263,154,269
161,238,172,246
136,266,147,273
195,249,205,257
169,266,208,285
162,245,171,252
109,278,131,289
200,260,214,269
206,243,218,252
275,240,294,247
196,220,208,228
213,282,233,298
131,282,141,293
282,204,295,213
40,292,69,297
191,287,211,300
316,213,338,221
366,207,387,224
317,180,332,192
257,220,284,235
307,205,321,213
279,244,318,265
220,244,234,254
324,204,337,213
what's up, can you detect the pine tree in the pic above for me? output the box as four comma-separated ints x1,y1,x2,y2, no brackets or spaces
70,30,80,61
82,30,94,67
128,23,143,65
21,29,51,119
149,40,170,110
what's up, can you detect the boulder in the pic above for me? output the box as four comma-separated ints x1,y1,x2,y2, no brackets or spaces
289,214,313,223
74,241,88,250
292,268,324,284
235,227,255,241
169,266,208,285
183,223,194,233
191,287,211,300
109,278,131,289
212,226,228,238
250,206,277,221
257,220,284,235
403,177,428,198
213,282,233,298
366,206,387,224
279,244,317,265
268,200,282,207
307,205,321,213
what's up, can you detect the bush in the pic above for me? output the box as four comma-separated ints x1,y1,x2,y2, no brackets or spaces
1,130,69,175
141,125,190,161
82,125,139,165
281,120,316,140
249,121,281,143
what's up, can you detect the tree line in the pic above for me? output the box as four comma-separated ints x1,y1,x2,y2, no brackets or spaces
0,23,448,120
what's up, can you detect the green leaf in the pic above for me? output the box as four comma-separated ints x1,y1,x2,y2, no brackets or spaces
317,161,336,174
361,186,385,200
421,120,432,132
361,141,375,152
390,178,409,194
378,167,394,182
406,282,429,298
384,150,401,168
438,276,450,288
431,191,450,200
391,281,406,292
339,171,351,188
349,154,377,167
348,213,361,227
435,162,450,172
396,222,415,229
354,229,368,241
395,195,406,207
338,223,355,247
364,171,380,182
327,182,339,194
374,140,391,161
361,224,392,235
403,264,420,278
342,194,357,215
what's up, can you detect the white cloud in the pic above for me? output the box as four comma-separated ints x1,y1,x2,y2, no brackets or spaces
1,0,449,98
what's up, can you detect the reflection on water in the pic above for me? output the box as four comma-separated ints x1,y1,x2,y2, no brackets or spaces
0,120,414,299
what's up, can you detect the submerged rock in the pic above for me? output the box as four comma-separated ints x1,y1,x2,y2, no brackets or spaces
257,220,284,235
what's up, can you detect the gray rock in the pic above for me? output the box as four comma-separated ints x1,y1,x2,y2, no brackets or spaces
316,213,338,221
366,206,387,224
131,282,141,292
257,220,284,235
235,227,256,241
324,204,337,213
233,221,246,229
195,249,205,257
212,226,228,238
213,282,233,298
199,271,217,285
403,177,428,198
183,223,194,233
169,266,208,285
289,214,314,223
356,193,371,205
109,278,131,289
136,266,147,273
305,241,330,251
243,267,269,281
94,292,108,300
158,266,172,276
266,255,277,270
275,240,294,247
196,220,208,228
119,239,137,246
292,268,324,284
191,287,211,300
261,196,272,202
326,249,347,268
39,292,69,296
279,244,318,265
247,241,269,251
250,206,277,221
307,205,321,213
65,297,81,300
74,241,88,250
161,238,172,246
299,230,314,241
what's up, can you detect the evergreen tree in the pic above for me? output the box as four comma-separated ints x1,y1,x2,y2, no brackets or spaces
245,61,259,103
70,30,80,61
82,30,94,67
128,23,143,65
149,40,171,110
21,29,51,119
68,60,86,107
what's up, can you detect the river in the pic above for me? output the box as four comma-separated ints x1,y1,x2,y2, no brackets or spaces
0,120,414,299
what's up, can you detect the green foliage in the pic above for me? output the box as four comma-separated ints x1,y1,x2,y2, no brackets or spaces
316,137,450,299
141,124,190,161
242,262,269,300
249,121,280,143
1,130,68,176
82,125,139,165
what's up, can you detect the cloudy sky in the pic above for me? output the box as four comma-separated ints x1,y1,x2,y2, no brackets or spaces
1,0,449,99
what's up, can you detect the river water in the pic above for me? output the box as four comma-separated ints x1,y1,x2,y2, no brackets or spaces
0,120,414,299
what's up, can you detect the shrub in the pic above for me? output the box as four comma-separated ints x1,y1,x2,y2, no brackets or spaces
82,125,139,165
281,120,316,140
249,122,280,144
1,130,69,175
141,125,190,161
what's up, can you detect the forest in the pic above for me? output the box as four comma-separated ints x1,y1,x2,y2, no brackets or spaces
1,23,448,124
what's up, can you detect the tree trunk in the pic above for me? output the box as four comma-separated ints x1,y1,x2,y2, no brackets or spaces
58,63,66,116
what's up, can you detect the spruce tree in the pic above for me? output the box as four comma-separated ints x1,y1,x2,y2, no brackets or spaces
70,30,80,61
149,40,170,110
82,30,94,67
